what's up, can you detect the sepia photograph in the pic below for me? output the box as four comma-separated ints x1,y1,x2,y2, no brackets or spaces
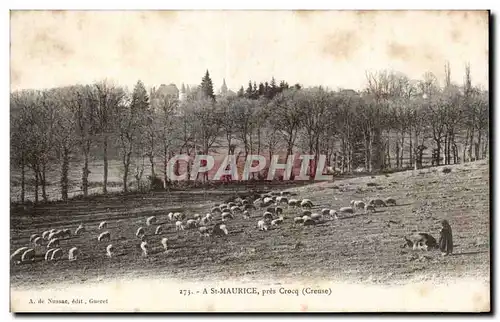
9,9,490,312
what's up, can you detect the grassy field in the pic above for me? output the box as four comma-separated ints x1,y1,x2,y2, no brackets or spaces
10,159,490,290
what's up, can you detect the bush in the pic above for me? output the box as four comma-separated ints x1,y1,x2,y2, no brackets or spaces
149,176,165,191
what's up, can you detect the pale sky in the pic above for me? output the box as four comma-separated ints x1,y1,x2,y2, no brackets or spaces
10,10,489,93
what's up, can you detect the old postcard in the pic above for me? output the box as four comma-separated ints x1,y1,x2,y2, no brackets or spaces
9,9,490,312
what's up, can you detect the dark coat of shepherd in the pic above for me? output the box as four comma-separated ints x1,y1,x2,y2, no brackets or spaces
439,220,453,254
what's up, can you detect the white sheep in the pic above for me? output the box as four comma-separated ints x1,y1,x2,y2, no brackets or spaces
230,206,242,213
227,202,236,208
311,213,323,221
168,212,174,221
98,221,108,229
263,197,274,204
294,216,304,224
30,234,40,243
98,231,111,242
302,215,312,222
10,247,29,264
365,205,376,213
61,228,71,238
302,210,312,217
211,206,222,214
354,201,366,210
221,212,234,221
205,213,213,222
68,247,79,261
263,212,273,221
161,237,169,251
385,197,397,206
49,229,56,234
106,244,114,258
350,200,356,207
288,199,299,207
300,199,313,208
186,219,199,229
199,216,209,226
303,218,316,226
321,208,331,216
369,198,387,207
48,230,61,240
155,225,163,235
21,249,35,262
146,216,157,226
243,210,250,219
175,221,185,231
140,241,149,256
33,236,42,246
329,209,339,220
42,231,50,240
51,248,63,260
75,226,85,235
45,249,55,261
271,216,284,226
193,213,201,220
47,238,60,249
339,207,354,214
136,227,145,238
258,219,269,231
198,227,210,237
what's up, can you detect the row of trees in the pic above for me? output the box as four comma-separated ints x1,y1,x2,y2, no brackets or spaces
10,65,489,203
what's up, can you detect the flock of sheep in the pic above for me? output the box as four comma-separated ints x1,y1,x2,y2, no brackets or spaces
10,189,398,266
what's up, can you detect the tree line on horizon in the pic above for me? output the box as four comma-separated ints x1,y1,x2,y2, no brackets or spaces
10,63,489,204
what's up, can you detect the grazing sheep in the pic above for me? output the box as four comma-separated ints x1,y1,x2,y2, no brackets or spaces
49,229,56,234
311,213,323,221
385,198,397,206
288,199,299,207
263,197,274,204
193,213,201,220
243,210,250,219
302,215,312,222
276,196,289,204
98,221,108,230
136,227,145,238
146,216,157,226
48,230,62,240
198,227,210,237
186,219,199,229
339,207,354,214
263,212,273,221
329,210,338,220
364,205,376,213
221,212,234,221
199,216,210,226
218,204,228,210
10,247,29,264
275,207,283,215
266,207,276,214
321,208,331,216
167,212,174,221
227,202,236,208
47,238,60,249
294,217,304,224
42,231,50,240
33,236,42,246
271,216,284,226
173,212,183,220
300,199,313,208
230,206,242,213
302,210,312,217
68,247,79,261
161,237,169,251
30,234,40,243
303,218,316,226
21,249,35,262
350,200,356,207
353,201,365,210
62,229,72,238
98,231,111,242
106,244,115,258
45,249,55,261
155,225,163,235
175,221,185,231
50,248,63,261
205,213,213,222
243,204,256,211
257,219,269,231
140,241,149,256
404,233,438,251
75,226,85,235
369,198,387,207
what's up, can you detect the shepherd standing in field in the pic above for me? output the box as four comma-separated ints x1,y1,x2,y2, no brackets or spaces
438,220,453,256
